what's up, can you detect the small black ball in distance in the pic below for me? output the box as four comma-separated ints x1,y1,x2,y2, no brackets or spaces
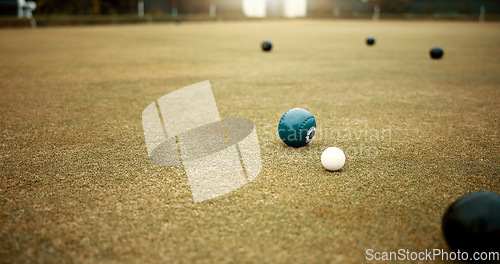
366,37,375,46
261,40,272,52
442,191,500,255
430,46,444,59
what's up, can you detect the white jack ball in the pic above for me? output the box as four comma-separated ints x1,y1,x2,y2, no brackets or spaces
321,147,345,171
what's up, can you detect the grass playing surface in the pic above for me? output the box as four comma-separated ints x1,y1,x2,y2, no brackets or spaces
1,20,499,263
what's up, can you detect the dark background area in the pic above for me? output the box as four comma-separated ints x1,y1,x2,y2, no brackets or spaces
1,0,500,16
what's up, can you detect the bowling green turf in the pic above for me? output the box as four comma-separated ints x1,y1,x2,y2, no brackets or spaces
1,20,499,263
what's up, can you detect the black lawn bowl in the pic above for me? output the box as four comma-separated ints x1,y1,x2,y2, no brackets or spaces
261,40,272,52
366,37,375,46
442,191,500,258
430,46,444,59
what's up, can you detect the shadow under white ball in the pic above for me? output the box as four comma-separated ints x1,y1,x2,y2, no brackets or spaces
321,147,345,171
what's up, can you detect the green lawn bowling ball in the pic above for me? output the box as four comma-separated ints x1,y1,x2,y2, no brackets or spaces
278,108,316,148
262,40,272,52
442,191,500,255
366,37,375,46
430,46,444,59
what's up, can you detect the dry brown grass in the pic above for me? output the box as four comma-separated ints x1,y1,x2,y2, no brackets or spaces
0,20,499,263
